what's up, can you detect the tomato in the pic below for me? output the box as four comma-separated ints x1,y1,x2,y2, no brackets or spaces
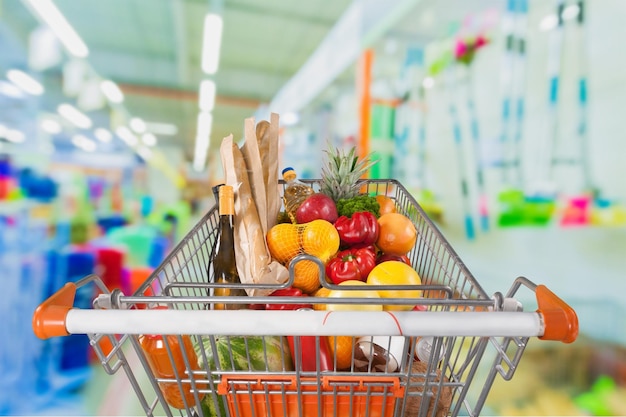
376,213,417,256
366,261,422,311
376,195,397,215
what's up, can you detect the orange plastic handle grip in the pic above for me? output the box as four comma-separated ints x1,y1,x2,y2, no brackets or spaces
32,282,76,339
536,284,578,343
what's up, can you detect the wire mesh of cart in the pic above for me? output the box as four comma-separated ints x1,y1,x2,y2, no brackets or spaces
33,179,578,417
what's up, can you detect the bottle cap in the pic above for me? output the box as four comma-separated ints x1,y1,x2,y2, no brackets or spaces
282,167,296,181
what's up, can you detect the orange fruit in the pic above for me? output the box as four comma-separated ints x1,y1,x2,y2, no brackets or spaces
367,261,422,311
376,195,397,215
267,223,301,264
311,287,331,310
293,259,323,294
300,219,340,262
326,280,383,311
328,335,355,370
376,212,417,256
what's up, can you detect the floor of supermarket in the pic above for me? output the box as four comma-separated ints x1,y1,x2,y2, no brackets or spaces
2,0,626,416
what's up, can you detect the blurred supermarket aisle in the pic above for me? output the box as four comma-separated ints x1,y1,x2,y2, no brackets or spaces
2,0,626,415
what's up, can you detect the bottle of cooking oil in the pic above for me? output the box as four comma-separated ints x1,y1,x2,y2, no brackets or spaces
282,167,314,223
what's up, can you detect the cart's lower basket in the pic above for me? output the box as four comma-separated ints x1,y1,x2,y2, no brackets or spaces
218,375,402,417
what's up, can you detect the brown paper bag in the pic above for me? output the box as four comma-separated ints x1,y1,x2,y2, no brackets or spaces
405,361,453,417
241,118,269,235
265,113,281,230
220,135,289,296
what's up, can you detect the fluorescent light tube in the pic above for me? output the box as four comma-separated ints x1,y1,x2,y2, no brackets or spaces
115,126,138,146
193,138,208,172
100,80,124,103
6,69,44,95
40,118,62,134
193,155,206,172
141,132,157,147
136,146,153,161
5,129,26,143
23,0,89,58
57,103,92,129
0,80,25,98
201,14,223,74
130,117,147,133
539,14,558,31
145,122,178,135
196,111,213,139
199,79,216,112
72,134,96,152
193,111,212,172
562,4,580,21
94,127,112,143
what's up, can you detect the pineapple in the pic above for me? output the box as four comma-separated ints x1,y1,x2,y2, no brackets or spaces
320,145,377,201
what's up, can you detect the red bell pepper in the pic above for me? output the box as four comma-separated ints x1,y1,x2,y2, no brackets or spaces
325,246,377,285
288,334,333,372
334,211,380,247
265,287,312,310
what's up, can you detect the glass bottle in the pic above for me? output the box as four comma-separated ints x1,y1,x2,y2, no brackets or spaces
281,167,314,223
212,185,247,309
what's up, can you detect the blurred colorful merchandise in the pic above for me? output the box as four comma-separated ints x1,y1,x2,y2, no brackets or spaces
590,198,626,226
454,34,489,65
412,188,444,224
486,338,626,415
95,247,125,292
497,189,556,227
369,104,394,180
0,155,14,200
560,195,592,227
575,375,626,416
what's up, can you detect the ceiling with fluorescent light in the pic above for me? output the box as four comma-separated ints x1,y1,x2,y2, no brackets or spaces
0,0,499,167
0,0,354,162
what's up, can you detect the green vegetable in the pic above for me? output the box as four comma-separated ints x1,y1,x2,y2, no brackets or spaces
336,195,380,218
195,336,294,417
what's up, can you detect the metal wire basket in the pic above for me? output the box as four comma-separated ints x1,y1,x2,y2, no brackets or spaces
33,179,578,417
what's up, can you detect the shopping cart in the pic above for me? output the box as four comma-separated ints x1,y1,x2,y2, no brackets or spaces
33,179,578,417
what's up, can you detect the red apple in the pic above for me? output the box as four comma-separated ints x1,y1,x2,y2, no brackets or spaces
295,193,338,224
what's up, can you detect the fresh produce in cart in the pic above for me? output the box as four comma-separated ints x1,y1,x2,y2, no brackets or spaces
32,113,580,417
295,192,338,224
334,211,379,247
195,335,294,417
326,246,377,284
376,212,418,256
266,219,340,293
367,261,423,311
